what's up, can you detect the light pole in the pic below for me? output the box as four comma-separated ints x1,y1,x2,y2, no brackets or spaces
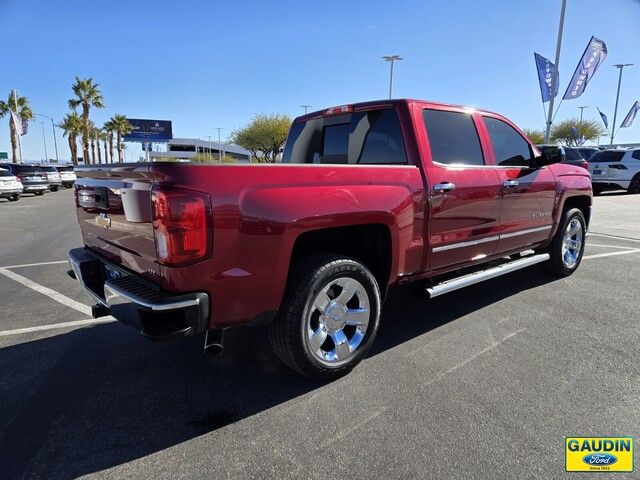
205,135,213,162
577,106,588,141
610,63,633,146
34,113,59,163
40,121,48,162
216,127,223,161
382,55,403,99
544,0,567,144
300,104,311,114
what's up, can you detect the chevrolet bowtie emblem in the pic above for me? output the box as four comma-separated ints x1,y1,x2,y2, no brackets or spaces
95,213,111,229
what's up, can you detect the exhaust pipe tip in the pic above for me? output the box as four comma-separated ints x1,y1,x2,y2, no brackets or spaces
204,329,224,357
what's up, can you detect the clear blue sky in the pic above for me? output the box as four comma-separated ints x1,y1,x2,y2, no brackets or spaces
1,0,639,161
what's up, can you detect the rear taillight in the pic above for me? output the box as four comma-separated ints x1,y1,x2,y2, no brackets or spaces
151,186,212,267
15,177,21,182
580,161,589,171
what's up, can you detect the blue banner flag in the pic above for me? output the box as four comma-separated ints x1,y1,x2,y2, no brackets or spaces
534,53,559,102
563,37,607,100
620,101,640,128
597,107,608,128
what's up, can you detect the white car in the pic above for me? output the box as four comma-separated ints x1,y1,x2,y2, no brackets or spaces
0,167,24,201
588,148,640,194
41,166,63,191
56,165,77,188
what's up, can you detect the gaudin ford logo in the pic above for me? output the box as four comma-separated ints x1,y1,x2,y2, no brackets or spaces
95,213,111,229
566,437,633,472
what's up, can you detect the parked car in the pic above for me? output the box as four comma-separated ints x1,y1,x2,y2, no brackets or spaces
41,165,63,191
0,167,23,201
587,148,640,194
536,145,589,170
68,99,592,379
578,147,599,160
56,165,77,188
3,164,49,195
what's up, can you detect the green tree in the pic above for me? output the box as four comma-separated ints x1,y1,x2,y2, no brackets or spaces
58,112,83,165
0,91,33,163
191,153,237,163
68,77,105,165
522,128,545,145
232,113,291,162
551,118,606,146
109,114,132,163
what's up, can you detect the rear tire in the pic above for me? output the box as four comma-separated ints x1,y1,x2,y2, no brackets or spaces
628,174,640,194
50,185,59,192
269,254,381,380
542,208,586,277
8,194,20,202
35,191,45,196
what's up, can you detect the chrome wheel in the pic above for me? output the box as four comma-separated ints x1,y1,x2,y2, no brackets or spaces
305,277,370,365
561,218,583,268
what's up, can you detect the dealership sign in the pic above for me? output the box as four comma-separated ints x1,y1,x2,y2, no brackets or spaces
123,119,173,142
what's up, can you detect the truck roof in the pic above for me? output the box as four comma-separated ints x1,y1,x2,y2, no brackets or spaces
296,98,500,122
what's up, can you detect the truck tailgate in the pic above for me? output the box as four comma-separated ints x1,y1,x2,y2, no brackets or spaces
74,165,159,281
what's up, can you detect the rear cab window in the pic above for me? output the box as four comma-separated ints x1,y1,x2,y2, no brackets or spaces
282,108,407,165
422,109,485,166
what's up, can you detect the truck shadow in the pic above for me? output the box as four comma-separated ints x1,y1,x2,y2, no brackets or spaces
0,267,557,479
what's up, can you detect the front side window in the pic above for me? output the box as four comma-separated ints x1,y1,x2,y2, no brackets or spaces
282,108,407,165
484,117,533,167
422,109,484,166
589,151,625,163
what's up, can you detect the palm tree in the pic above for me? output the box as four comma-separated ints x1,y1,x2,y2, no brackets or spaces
100,129,109,163
0,91,33,163
58,112,83,165
109,114,132,163
92,125,103,164
68,77,105,165
103,120,115,163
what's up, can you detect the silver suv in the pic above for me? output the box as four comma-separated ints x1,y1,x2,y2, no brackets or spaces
588,148,640,194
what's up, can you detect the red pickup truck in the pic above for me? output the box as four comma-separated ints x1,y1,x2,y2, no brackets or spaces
68,99,591,379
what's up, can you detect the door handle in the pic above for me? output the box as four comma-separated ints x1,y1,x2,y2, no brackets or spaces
433,182,456,193
502,179,519,188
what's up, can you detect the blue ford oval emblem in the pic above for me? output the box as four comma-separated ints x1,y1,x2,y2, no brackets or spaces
582,453,617,466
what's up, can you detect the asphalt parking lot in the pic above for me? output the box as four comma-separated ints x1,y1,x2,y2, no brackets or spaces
1,189,640,479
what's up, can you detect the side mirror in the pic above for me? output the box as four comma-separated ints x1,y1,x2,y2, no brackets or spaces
534,146,565,168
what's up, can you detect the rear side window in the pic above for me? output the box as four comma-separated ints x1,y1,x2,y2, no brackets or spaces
589,151,625,163
0,170,11,177
282,108,407,165
422,109,484,166
484,117,533,167
632,150,640,160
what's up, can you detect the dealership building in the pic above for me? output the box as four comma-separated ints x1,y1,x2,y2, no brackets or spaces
151,138,252,162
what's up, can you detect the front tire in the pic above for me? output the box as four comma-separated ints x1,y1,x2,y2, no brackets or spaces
35,191,45,196
269,254,381,380
50,185,59,192
8,194,20,202
543,208,586,276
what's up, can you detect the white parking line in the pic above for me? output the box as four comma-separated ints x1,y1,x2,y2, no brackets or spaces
586,243,639,250
0,318,116,337
589,232,640,244
583,249,640,260
0,267,92,316
1,260,68,269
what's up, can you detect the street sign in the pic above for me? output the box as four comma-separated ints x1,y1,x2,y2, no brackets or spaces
0,152,7,159
123,119,172,142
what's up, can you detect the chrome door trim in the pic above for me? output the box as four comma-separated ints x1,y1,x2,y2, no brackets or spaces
432,235,500,253
431,225,552,252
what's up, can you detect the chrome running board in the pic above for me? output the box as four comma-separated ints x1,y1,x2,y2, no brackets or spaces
425,253,550,298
